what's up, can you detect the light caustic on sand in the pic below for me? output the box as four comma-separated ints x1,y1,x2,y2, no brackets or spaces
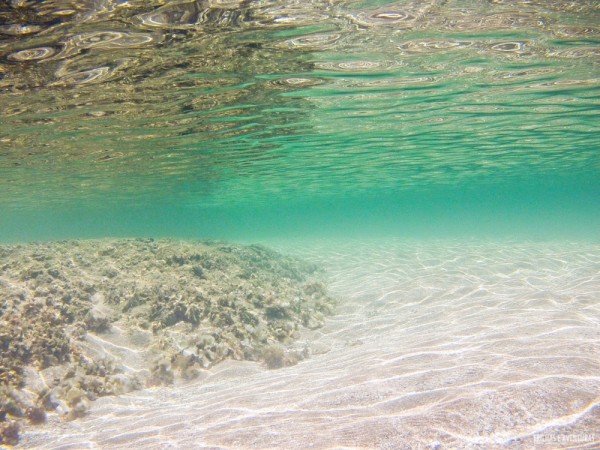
19,240,600,449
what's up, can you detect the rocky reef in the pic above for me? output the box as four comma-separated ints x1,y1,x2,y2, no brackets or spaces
0,238,335,444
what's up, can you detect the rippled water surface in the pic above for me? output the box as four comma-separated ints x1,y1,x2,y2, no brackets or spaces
0,0,598,240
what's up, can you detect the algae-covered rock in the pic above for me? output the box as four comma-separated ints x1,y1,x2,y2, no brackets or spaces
0,238,336,440
0,420,20,446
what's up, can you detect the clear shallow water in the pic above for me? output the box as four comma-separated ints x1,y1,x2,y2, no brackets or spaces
1,2,600,448
1,0,599,242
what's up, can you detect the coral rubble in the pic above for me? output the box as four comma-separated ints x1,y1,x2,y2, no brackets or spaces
0,238,335,443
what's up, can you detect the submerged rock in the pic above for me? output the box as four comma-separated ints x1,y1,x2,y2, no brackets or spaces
0,420,20,446
0,238,336,442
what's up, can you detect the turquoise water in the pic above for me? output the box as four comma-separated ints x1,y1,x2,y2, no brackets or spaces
2,4,600,448
1,0,599,243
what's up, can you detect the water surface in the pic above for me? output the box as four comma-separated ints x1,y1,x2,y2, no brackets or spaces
1,0,598,242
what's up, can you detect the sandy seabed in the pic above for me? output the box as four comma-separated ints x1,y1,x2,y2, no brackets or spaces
16,239,600,449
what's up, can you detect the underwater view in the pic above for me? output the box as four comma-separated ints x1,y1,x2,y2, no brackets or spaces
0,0,599,448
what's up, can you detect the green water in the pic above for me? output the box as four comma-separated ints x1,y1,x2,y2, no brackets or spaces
1,0,599,243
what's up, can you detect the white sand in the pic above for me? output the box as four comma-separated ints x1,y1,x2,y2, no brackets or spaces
18,240,600,449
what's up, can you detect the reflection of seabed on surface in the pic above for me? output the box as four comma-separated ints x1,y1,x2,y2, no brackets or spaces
20,241,600,449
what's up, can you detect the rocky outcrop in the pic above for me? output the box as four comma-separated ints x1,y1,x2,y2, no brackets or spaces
0,238,336,443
